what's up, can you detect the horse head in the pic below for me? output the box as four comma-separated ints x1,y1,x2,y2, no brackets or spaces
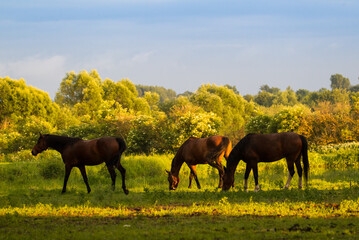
222,167,234,191
166,170,179,190
31,133,48,156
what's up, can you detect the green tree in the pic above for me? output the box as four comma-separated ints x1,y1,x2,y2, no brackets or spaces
330,74,351,90
55,69,103,106
272,87,298,106
190,84,254,142
296,89,310,103
0,77,72,128
136,85,177,102
254,91,275,107
102,78,150,114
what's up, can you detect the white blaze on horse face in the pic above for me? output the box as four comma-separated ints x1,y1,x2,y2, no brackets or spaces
285,173,293,189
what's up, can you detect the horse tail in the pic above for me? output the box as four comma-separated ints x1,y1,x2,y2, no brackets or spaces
210,136,232,161
299,135,309,185
224,137,232,159
113,138,127,166
116,137,127,154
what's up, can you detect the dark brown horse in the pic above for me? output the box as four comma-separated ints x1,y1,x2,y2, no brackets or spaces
166,135,232,190
222,132,309,191
32,134,128,194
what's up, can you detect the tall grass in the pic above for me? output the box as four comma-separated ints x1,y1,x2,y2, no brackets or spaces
1,144,359,240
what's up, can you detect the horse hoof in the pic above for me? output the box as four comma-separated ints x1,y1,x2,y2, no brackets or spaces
124,189,129,195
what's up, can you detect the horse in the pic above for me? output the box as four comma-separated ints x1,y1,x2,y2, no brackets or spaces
222,132,309,192
31,133,129,195
166,135,232,190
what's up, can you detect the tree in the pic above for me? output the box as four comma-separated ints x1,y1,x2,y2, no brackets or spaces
254,91,274,107
102,78,150,114
272,87,298,106
136,85,177,102
296,89,310,103
0,77,65,126
330,74,351,90
260,85,280,94
190,84,254,142
55,70,103,106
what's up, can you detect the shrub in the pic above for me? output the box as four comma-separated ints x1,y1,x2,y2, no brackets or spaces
39,160,63,179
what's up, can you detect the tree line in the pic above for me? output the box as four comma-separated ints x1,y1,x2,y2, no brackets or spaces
1,70,359,154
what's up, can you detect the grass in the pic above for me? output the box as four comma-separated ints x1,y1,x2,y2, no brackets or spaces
1,215,358,240
0,149,359,239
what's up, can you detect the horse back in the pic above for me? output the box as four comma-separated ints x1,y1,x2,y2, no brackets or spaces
244,132,302,162
181,135,230,164
64,137,121,166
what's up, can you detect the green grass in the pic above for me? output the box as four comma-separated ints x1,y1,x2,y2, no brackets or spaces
1,215,358,240
1,149,359,239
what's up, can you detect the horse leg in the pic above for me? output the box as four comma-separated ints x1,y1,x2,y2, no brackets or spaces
252,163,260,192
62,164,73,194
188,171,194,189
207,161,224,188
115,162,129,195
106,163,117,191
244,163,251,192
295,155,303,189
285,160,295,189
78,165,91,193
188,165,201,189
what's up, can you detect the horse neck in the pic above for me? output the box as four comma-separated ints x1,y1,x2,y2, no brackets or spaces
227,146,241,174
170,154,184,177
46,135,80,153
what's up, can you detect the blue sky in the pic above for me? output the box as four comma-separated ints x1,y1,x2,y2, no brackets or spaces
1,0,358,98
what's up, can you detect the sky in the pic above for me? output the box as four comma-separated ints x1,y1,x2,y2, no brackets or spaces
0,0,358,99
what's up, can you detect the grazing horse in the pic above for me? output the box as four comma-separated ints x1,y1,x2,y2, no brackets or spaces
222,132,309,191
166,135,232,190
32,134,129,194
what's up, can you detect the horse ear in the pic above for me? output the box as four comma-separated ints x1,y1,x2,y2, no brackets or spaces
165,170,170,175
39,133,43,138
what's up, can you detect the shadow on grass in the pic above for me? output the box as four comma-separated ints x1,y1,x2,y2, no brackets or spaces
1,214,359,240
1,184,358,209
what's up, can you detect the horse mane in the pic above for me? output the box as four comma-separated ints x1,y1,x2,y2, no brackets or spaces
171,137,195,171
227,133,254,168
232,133,254,152
44,134,82,152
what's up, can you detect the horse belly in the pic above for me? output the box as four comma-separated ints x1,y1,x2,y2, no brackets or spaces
74,147,106,166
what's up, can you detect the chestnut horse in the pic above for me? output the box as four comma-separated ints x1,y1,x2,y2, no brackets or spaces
166,135,232,190
222,132,309,191
32,134,128,194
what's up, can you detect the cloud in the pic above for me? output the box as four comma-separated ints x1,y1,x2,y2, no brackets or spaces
0,55,67,98
131,51,155,64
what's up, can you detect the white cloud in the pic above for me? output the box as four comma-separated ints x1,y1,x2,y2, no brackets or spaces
0,55,67,98
130,51,155,64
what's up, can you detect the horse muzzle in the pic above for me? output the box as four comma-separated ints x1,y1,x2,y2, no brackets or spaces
31,149,38,156
169,185,177,191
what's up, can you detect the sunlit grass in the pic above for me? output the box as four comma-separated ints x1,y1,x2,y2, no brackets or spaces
1,149,359,239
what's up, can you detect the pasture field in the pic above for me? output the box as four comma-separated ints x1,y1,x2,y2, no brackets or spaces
0,147,359,239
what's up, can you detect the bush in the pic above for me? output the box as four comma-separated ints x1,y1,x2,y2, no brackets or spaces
39,160,63,179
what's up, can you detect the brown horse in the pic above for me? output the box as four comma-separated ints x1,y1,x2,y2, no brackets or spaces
32,134,129,194
166,135,232,190
222,132,309,191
